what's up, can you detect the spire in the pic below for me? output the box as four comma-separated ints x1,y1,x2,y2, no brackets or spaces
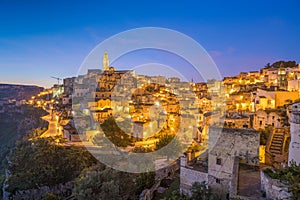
103,52,109,71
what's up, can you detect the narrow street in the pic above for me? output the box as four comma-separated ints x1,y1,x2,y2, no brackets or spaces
40,115,62,138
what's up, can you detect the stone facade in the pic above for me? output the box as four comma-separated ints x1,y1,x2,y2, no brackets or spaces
289,102,300,165
63,77,76,96
180,163,208,195
224,116,250,129
208,127,260,199
256,88,300,108
180,127,260,199
253,109,285,130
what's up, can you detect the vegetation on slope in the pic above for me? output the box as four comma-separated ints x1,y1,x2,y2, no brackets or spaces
6,136,97,194
73,164,155,200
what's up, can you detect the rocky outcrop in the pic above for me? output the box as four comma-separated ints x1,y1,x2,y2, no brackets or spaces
0,84,43,101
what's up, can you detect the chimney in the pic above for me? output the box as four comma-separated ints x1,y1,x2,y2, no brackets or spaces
180,153,188,167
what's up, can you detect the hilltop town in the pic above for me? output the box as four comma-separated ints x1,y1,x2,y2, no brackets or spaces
3,53,300,199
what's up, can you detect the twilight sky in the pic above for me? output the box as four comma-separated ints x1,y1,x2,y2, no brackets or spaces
0,0,300,88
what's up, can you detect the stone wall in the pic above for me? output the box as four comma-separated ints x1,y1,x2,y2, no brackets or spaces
209,127,259,166
229,157,239,198
179,127,260,199
180,166,208,195
207,175,230,199
260,171,291,200
289,102,300,165
208,127,260,199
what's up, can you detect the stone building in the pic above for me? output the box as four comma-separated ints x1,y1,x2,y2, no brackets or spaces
198,97,212,112
90,108,112,124
63,77,76,96
289,102,300,165
227,92,253,112
287,79,300,91
224,114,251,129
73,83,89,98
253,109,286,130
255,88,299,109
102,52,109,71
62,120,81,142
132,121,145,140
86,53,135,125
180,127,260,199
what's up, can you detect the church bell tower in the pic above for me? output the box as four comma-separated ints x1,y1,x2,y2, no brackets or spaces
102,52,109,71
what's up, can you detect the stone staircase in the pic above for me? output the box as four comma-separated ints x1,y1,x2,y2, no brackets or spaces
269,133,284,155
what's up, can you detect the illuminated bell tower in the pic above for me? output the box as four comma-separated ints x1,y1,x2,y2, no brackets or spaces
102,52,109,71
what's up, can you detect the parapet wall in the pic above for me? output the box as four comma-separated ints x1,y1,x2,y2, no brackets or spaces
260,171,291,200
180,166,208,196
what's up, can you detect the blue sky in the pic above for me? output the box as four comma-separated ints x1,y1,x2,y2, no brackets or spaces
0,0,300,87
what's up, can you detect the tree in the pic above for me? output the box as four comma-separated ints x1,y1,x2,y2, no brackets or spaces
136,171,155,194
73,165,146,200
284,162,300,200
101,180,121,200
162,190,189,200
271,61,297,68
259,126,272,145
95,117,133,147
72,168,103,200
7,136,97,194
131,146,152,153
190,182,217,200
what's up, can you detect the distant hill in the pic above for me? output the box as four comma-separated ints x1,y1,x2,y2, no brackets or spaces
0,84,44,101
